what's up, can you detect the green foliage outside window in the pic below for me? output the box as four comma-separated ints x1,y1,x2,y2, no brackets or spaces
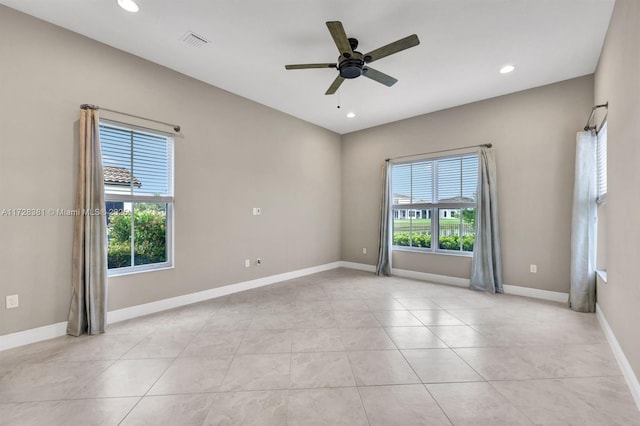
393,232,431,248
107,205,167,269
393,232,474,252
462,208,476,227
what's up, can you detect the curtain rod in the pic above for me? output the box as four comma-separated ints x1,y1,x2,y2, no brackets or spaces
387,143,492,162
584,102,608,131
80,104,181,133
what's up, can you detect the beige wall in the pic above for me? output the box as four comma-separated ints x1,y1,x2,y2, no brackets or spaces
594,0,640,381
342,75,594,292
0,6,342,336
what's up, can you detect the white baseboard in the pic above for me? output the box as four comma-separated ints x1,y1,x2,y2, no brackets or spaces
392,267,569,303
339,261,376,273
502,284,569,303
596,303,640,411
0,261,342,352
0,321,68,352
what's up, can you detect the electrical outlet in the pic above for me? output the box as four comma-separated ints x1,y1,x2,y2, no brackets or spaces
252,207,262,216
362,247,367,254
6,294,19,309
530,264,537,273
256,258,262,266
245,259,250,268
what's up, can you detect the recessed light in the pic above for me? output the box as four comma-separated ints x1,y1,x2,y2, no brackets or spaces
346,112,356,118
117,0,139,13
500,65,515,74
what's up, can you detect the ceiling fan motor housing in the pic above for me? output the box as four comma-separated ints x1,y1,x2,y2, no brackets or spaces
339,51,364,79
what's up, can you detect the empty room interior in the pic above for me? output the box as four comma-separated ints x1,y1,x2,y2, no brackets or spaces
1,0,639,424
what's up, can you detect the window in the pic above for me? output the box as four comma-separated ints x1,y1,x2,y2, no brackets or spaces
595,120,608,273
596,120,607,203
392,153,478,253
100,122,174,273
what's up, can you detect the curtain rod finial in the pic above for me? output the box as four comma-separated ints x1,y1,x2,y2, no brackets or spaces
174,126,181,132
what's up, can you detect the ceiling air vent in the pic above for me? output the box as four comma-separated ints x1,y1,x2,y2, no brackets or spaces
181,31,210,48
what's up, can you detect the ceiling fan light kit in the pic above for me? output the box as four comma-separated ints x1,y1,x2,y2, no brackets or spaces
285,21,420,95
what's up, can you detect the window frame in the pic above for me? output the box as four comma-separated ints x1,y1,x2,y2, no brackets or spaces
391,152,478,256
100,120,175,276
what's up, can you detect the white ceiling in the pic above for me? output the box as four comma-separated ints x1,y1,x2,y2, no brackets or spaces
1,0,614,134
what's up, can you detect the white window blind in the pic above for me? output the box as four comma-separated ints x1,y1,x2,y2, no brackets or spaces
392,155,478,207
596,121,607,203
436,156,478,203
392,163,412,204
101,123,174,200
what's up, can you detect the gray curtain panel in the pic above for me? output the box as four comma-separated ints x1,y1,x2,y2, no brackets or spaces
376,160,392,276
470,147,503,293
569,131,597,312
67,107,108,336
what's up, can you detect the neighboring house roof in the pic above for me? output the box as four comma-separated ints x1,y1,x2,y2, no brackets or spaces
393,193,411,199
438,196,475,203
103,166,141,187
393,193,434,204
393,193,475,204
393,193,412,205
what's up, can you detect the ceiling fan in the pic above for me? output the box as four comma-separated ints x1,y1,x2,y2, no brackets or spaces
285,21,420,95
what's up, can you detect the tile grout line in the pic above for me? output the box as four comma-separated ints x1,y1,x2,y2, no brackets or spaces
113,319,187,424
118,312,223,423
421,384,455,426
117,396,144,426
334,290,373,425
62,357,120,402
343,344,373,426
484,379,537,424
214,313,257,392
381,311,463,425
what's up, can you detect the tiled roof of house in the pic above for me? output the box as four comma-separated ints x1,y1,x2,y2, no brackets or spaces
103,166,141,187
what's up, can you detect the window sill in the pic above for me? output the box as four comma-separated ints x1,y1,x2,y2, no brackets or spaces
596,269,608,283
392,246,473,258
108,264,174,278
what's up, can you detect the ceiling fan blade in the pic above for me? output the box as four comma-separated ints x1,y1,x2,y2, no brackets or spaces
364,34,420,63
325,75,345,95
285,63,337,70
362,67,398,87
326,21,353,56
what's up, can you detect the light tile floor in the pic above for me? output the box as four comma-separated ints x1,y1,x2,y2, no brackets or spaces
1,268,639,425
